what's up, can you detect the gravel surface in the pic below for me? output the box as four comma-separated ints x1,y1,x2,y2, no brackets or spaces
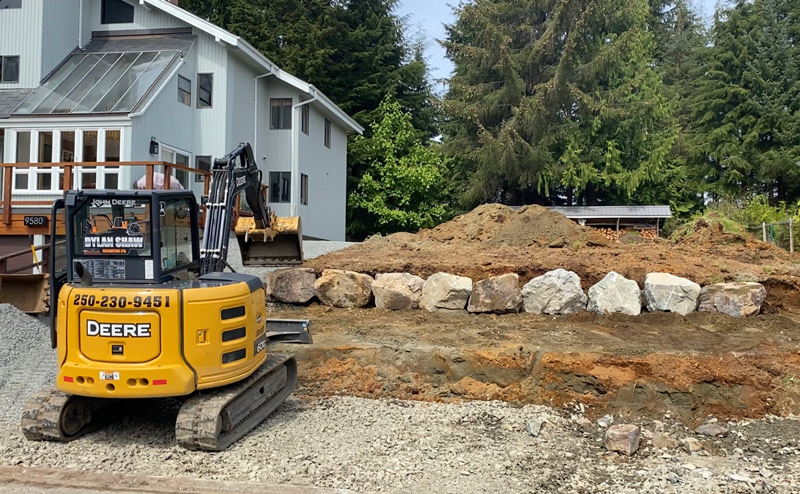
2,304,800,493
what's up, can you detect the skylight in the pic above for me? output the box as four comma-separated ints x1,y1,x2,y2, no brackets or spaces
13,50,180,115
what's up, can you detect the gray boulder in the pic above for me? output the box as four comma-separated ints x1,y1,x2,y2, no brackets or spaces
587,272,642,316
467,273,522,314
372,273,425,310
698,282,767,317
266,267,317,304
644,273,701,316
419,272,473,312
313,269,374,308
522,269,587,315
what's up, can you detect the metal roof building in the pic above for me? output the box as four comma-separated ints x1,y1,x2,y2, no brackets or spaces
548,205,672,230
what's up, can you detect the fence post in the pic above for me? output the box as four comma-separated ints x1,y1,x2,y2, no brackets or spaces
791,217,794,254
763,222,767,243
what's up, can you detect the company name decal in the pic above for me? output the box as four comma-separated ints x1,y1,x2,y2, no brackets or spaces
86,319,151,338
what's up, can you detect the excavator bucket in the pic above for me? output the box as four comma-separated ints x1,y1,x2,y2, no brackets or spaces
0,273,49,314
234,215,303,266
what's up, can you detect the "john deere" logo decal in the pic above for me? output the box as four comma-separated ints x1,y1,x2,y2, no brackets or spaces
86,319,151,338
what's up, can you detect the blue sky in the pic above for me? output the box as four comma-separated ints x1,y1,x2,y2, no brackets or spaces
395,0,720,95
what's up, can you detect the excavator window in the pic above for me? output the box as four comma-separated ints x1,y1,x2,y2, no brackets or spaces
160,197,194,271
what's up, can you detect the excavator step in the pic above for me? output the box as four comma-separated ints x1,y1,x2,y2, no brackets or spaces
175,353,297,451
266,318,312,344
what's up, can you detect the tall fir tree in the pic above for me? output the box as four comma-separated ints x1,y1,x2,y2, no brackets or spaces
442,0,680,207
690,0,800,203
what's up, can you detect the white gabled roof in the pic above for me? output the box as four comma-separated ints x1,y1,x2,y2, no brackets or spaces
140,0,364,134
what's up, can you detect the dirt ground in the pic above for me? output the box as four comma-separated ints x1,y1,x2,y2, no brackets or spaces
272,303,800,424
307,204,800,311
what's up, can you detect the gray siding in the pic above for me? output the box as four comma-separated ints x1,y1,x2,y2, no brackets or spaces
41,0,81,79
193,33,228,162
297,105,347,240
86,0,187,33
0,0,44,88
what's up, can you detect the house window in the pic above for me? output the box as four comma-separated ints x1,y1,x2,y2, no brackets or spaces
162,147,190,189
195,155,211,182
301,105,309,135
324,119,331,148
0,0,22,9
269,171,291,203
270,98,292,130
197,73,212,108
0,56,19,83
177,76,191,106
101,0,134,24
301,173,308,206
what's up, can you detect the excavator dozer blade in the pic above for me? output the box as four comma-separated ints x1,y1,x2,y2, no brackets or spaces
0,273,49,314
235,216,303,266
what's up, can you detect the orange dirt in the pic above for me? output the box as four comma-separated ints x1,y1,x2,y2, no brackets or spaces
276,304,800,423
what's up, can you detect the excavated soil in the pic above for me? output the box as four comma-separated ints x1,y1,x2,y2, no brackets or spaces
273,304,800,423
308,204,800,310
296,205,800,421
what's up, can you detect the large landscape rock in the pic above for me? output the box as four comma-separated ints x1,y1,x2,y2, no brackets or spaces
419,273,473,312
266,267,317,304
372,273,425,310
522,269,587,315
314,269,374,308
698,282,767,317
587,272,642,316
644,272,701,316
467,273,522,314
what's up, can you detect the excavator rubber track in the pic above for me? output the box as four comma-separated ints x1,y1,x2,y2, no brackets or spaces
175,353,297,451
20,389,119,442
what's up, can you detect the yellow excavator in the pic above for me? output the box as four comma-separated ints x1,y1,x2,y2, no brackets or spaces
21,143,308,450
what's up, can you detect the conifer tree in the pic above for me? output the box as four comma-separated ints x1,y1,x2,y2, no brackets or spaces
442,0,679,207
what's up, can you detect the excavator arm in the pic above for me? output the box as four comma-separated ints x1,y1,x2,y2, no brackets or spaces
200,143,302,274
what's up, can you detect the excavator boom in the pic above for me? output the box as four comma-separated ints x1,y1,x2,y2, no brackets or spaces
201,143,302,271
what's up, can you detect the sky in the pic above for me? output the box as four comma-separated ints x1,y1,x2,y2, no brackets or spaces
395,0,720,95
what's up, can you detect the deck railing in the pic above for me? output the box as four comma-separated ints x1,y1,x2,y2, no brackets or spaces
1,161,212,226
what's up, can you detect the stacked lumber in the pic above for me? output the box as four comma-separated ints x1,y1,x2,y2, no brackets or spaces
595,227,660,242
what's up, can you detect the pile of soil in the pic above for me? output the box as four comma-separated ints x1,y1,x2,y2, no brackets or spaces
308,203,800,310
416,204,608,248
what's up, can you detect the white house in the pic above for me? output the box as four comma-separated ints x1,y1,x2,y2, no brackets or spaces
0,0,363,244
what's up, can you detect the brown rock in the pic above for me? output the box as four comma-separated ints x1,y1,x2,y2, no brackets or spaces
605,424,641,456
313,269,374,308
698,282,767,317
467,273,521,314
266,268,317,304
372,273,425,310
652,432,679,450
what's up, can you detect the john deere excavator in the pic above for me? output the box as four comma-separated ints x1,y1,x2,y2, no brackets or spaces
20,143,308,451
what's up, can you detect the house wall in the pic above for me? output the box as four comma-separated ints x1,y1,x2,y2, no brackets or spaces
0,0,44,88
261,78,295,219
129,46,199,194
41,0,81,79
194,32,228,162
298,106,347,240
86,0,187,34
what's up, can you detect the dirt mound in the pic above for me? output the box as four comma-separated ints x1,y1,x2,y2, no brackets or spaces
368,204,608,248
673,213,759,247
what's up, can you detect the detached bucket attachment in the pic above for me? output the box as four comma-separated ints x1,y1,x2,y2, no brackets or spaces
0,273,49,314
235,216,303,266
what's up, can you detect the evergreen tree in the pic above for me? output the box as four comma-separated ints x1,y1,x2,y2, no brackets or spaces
442,0,680,207
690,0,800,203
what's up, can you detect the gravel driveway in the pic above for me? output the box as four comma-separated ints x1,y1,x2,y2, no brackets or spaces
2,305,799,493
